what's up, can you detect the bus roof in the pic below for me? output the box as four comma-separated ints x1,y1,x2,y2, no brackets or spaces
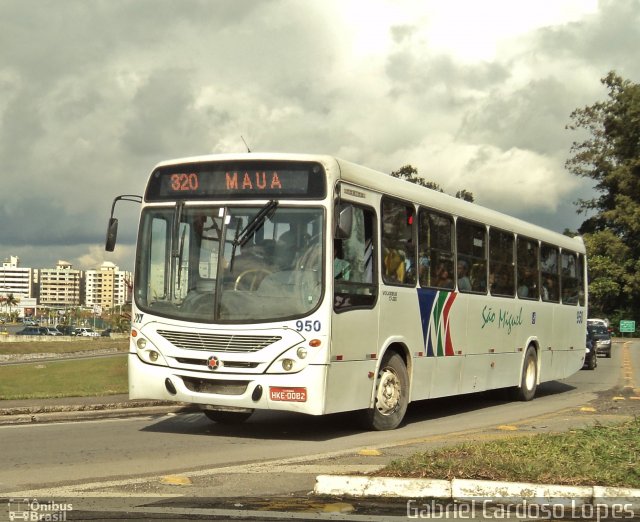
151,152,585,253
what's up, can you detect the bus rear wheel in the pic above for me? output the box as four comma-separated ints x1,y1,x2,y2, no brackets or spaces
512,345,538,401
362,352,409,431
202,409,254,424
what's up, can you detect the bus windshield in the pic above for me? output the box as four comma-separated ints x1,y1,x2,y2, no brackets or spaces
135,205,324,323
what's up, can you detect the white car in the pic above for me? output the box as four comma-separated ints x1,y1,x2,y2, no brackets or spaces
75,328,100,337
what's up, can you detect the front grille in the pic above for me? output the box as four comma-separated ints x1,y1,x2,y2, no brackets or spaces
174,357,259,369
181,376,249,395
158,330,281,353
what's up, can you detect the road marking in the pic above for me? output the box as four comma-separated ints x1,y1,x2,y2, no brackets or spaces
358,448,382,456
160,475,192,486
497,425,518,431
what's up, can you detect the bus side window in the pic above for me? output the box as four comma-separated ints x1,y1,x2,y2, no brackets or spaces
418,208,454,290
561,250,579,305
333,204,377,311
541,243,560,302
381,198,416,286
489,228,515,297
516,236,539,299
456,218,487,293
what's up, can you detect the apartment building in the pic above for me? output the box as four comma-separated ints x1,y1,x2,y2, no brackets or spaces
0,256,33,299
38,260,83,308
85,261,132,311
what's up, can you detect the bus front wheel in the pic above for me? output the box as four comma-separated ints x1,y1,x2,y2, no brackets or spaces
362,352,409,431
512,345,538,401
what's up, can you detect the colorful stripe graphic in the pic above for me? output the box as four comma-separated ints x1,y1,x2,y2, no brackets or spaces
417,289,458,357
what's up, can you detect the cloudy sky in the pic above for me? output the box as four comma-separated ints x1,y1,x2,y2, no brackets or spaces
1,0,638,272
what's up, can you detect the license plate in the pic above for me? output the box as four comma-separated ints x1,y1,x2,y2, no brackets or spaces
269,387,307,402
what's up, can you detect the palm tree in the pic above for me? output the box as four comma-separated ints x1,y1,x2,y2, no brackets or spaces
5,293,19,321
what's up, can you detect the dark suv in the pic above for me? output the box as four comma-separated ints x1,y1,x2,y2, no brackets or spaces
587,324,612,358
16,326,43,336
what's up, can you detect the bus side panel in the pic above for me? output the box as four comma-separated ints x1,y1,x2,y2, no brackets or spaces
550,303,586,380
451,293,526,394
324,307,380,414
459,353,523,395
324,360,378,414
377,286,424,398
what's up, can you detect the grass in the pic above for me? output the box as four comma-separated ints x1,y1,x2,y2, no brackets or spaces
0,338,128,355
0,354,128,400
380,417,640,488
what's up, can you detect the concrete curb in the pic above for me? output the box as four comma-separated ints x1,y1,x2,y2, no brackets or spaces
314,475,640,509
0,402,196,425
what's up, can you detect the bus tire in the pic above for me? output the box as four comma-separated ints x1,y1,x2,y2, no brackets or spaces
202,409,254,424
512,345,538,401
362,352,409,431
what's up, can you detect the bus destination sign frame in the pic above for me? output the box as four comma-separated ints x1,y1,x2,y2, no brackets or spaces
145,160,327,201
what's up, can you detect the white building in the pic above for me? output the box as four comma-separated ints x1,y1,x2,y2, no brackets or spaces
85,261,132,311
0,256,33,299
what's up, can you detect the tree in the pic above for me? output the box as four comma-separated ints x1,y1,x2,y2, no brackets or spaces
566,71,640,319
4,293,19,322
390,165,474,201
455,189,475,203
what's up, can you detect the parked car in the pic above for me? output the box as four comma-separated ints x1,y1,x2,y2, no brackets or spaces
588,324,612,358
16,326,43,336
39,327,63,336
75,327,100,337
582,332,597,370
58,325,77,336
100,328,112,337
23,319,38,326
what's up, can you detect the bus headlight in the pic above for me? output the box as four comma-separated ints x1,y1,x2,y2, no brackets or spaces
296,347,308,359
134,333,167,366
282,359,294,371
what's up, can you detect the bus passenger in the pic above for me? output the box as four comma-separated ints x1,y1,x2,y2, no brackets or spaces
434,262,454,289
457,260,472,291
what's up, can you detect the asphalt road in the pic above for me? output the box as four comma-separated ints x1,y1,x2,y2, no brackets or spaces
1,340,638,521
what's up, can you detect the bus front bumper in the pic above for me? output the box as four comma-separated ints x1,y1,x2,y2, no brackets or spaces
128,353,327,415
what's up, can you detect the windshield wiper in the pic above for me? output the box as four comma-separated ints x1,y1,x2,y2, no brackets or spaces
169,201,185,299
234,200,278,248
230,200,278,272
177,225,186,290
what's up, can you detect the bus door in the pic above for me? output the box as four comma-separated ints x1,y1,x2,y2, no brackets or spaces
324,198,379,414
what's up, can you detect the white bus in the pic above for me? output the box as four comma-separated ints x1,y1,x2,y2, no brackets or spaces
106,153,587,430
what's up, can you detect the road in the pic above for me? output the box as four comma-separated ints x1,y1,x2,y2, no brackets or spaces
1,340,638,520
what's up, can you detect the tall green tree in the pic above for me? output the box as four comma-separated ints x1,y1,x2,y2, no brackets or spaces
390,165,474,201
566,71,640,319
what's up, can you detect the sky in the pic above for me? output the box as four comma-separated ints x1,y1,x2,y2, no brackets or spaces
1,0,639,272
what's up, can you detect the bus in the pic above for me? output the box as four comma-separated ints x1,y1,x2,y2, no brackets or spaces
105,153,587,430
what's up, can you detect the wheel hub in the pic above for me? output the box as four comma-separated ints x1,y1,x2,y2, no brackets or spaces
376,369,400,415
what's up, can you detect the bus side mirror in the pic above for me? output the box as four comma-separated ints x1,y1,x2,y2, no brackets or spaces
105,217,119,252
335,204,353,239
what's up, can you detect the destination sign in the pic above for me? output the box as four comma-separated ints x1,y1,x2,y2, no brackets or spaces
145,161,326,201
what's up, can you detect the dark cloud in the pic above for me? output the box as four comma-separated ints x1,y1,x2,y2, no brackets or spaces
533,0,640,78
458,77,577,155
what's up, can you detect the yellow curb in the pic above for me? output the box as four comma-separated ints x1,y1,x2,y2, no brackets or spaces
358,449,382,456
160,475,192,486
612,397,626,401
497,425,518,431
629,397,640,401
580,407,596,412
